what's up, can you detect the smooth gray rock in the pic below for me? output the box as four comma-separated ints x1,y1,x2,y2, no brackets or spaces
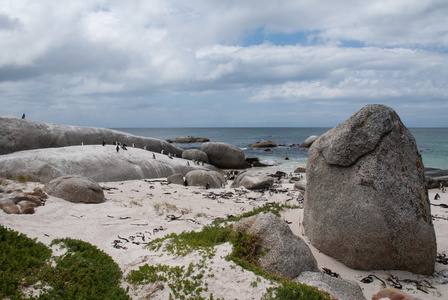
293,176,307,191
185,170,226,189
425,168,448,189
247,140,277,148
295,272,366,300
201,142,247,169
231,171,274,190
17,200,36,214
0,115,183,156
182,149,209,163
0,199,20,214
44,175,105,203
234,212,319,279
0,145,218,182
167,173,185,185
166,136,209,143
304,104,436,275
299,135,319,148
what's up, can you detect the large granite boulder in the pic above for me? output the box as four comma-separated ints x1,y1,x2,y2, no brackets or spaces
201,142,247,169
0,115,183,156
299,135,319,148
230,171,274,190
295,272,366,300
304,104,436,275
234,212,318,279
0,145,218,182
44,175,105,203
185,170,226,189
182,149,209,163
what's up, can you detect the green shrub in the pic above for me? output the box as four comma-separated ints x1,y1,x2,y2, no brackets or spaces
262,280,332,300
0,225,52,298
39,238,129,300
0,226,129,299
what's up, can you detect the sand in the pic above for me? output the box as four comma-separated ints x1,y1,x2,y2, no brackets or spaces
2,178,448,300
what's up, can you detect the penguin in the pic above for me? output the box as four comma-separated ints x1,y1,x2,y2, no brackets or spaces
122,143,127,150
116,145,120,152
153,153,156,159
21,113,25,119
205,182,210,190
102,140,106,146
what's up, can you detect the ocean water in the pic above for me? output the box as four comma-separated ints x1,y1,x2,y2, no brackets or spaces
114,127,448,171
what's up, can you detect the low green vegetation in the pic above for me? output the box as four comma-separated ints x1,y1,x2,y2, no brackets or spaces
2,203,330,299
0,225,129,299
128,203,332,300
0,225,52,298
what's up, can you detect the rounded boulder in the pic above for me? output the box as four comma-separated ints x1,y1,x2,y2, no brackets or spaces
201,142,247,169
185,170,226,189
44,175,105,203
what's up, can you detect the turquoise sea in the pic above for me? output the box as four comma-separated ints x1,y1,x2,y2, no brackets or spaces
115,127,448,171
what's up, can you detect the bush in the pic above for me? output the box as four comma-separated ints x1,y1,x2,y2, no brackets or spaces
0,225,52,298
0,226,129,299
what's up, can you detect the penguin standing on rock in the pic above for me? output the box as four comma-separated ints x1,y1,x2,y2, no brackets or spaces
21,113,25,119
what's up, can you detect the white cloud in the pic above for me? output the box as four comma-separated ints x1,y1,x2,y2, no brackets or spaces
0,0,447,127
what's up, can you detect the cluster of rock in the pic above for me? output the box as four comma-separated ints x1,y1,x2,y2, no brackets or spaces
0,116,250,183
234,212,366,299
304,104,436,275
0,186,48,214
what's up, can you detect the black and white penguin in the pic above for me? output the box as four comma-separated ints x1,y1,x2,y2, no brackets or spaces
21,113,25,119
102,140,106,146
116,145,120,152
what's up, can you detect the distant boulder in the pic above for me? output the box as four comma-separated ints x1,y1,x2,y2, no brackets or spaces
166,136,210,143
167,173,185,185
201,142,247,169
304,104,436,275
231,171,274,190
185,170,226,189
182,149,209,163
0,115,183,156
234,212,318,279
247,140,277,148
44,175,105,203
425,168,448,189
245,157,270,167
0,145,218,182
294,167,306,173
299,135,319,148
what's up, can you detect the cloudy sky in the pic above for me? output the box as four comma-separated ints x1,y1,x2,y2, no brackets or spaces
1,0,447,128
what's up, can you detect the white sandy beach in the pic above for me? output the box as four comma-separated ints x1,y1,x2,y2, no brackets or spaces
1,178,448,300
